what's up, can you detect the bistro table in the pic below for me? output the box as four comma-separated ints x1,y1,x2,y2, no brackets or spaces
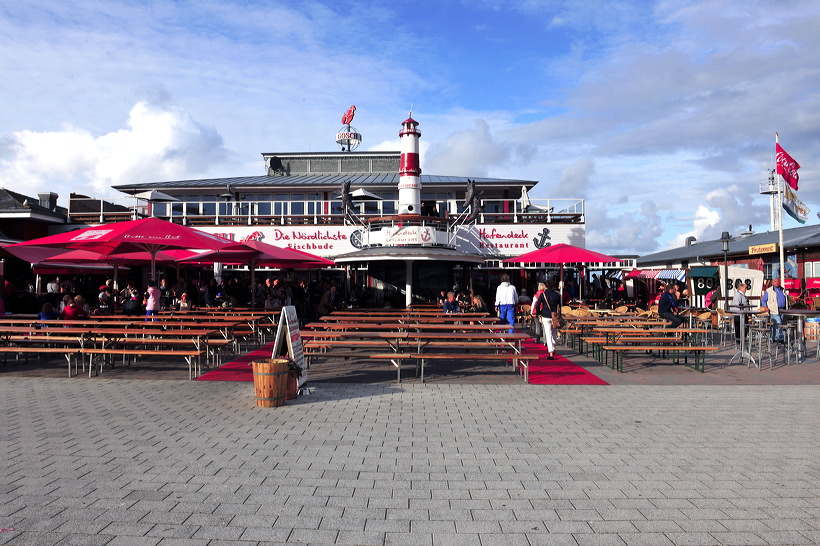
780,309,820,362
727,307,759,367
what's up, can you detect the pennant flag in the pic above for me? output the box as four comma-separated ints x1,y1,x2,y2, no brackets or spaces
782,185,809,224
776,143,801,190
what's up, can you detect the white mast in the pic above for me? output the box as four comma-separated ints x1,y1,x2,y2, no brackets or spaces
775,132,785,287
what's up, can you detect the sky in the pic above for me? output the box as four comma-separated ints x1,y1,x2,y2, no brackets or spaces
1,0,819,255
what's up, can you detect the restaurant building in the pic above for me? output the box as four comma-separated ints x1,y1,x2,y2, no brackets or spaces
100,114,595,304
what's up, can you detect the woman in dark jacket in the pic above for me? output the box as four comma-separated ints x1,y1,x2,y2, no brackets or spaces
534,281,562,359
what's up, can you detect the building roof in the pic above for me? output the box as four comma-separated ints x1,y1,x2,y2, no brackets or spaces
112,173,537,194
0,188,67,219
637,224,820,266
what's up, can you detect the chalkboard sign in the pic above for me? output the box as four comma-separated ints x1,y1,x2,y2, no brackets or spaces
272,305,307,386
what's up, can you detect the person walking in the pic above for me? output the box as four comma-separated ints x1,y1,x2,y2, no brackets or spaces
761,277,787,343
533,281,562,359
494,274,518,333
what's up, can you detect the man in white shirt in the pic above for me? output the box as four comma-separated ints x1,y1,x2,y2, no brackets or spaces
731,283,750,344
495,274,519,333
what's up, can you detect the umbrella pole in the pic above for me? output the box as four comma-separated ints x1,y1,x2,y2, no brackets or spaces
251,265,256,310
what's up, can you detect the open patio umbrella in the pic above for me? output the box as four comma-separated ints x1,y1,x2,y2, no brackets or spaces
503,243,623,301
3,218,243,280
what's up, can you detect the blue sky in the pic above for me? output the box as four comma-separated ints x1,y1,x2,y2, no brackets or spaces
1,0,819,254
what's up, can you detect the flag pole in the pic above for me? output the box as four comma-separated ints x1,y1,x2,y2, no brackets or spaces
775,133,786,290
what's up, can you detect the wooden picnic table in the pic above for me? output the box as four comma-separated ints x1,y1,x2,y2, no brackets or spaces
0,325,220,379
301,326,532,382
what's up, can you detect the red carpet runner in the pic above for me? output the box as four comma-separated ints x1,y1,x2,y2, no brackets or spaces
198,339,608,385
195,342,276,381
521,339,608,385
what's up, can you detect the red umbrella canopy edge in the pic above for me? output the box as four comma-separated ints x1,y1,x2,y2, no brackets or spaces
503,243,622,264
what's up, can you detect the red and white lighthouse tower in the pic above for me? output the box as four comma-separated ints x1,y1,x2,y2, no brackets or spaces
398,115,422,215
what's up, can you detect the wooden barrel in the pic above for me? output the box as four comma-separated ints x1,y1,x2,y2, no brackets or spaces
252,358,289,407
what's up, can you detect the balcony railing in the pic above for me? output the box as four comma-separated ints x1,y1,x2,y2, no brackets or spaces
67,197,585,226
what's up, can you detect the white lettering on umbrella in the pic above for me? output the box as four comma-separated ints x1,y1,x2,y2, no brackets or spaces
70,229,113,241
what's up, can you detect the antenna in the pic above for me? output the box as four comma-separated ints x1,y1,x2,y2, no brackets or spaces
409,103,413,117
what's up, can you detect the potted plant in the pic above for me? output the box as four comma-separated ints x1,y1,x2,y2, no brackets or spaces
286,360,303,400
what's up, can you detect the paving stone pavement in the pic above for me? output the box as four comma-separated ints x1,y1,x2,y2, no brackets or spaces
1,376,819,545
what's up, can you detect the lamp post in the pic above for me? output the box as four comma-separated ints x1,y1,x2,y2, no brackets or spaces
720,231,731,309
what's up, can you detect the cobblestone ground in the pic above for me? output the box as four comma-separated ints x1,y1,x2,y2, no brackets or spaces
1,377,818,545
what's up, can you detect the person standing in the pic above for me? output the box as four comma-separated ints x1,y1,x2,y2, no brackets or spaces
494,274,519,333
317,285,338,317
46,277,60,293
534,281,562,359
144,280,161,319
658,283,683,328
731,282,750,344
761,277,787,343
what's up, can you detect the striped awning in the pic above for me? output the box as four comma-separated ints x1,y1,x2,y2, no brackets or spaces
657,269,686,281
625,269,661,279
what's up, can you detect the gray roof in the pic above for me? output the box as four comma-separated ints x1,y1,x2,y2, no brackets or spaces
112,173,536,194
0,189,67,216
637,224,820,266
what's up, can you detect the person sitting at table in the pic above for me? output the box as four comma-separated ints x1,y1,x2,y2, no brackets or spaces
658,284,683,328
518,288,532,305
731,282,750,344
443,291,461,314
93,293,113,315
469,294,488,313
60,297,88,320
59,294,72,312
176,292,193,311
39,302,61,320
73,294,91,316
122,290,144,316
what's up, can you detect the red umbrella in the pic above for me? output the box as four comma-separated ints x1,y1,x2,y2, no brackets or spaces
504,243,622,301
4,218,243,279
503,243,622,265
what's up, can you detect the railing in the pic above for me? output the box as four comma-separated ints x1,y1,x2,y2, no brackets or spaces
67,196,585,226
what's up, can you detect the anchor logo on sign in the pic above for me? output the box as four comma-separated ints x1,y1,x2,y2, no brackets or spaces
533,228,552,249
421,229,431,243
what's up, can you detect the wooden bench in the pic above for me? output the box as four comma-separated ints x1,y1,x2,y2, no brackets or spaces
602,345,719,372
82,348,206,379
369,352,540,383
0,346,81,376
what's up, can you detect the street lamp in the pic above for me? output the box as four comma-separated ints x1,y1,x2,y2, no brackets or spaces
720,231,731,309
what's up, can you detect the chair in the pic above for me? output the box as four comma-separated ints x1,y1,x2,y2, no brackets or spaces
716,309,734,346
695,311,715,345
614,305,629,314
517,304,532,330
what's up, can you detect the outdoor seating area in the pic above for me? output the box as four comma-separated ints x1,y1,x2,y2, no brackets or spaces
303,308,536,382
0,309,279,379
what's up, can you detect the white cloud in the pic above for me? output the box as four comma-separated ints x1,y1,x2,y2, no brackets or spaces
0,100,229,200
425,120,535,177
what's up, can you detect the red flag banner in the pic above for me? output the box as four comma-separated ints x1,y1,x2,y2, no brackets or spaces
776,143,801,190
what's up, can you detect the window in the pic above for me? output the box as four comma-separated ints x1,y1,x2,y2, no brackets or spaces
290,194,304,216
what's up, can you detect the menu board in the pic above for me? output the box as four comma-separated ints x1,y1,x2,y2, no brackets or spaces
272,305,307,386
